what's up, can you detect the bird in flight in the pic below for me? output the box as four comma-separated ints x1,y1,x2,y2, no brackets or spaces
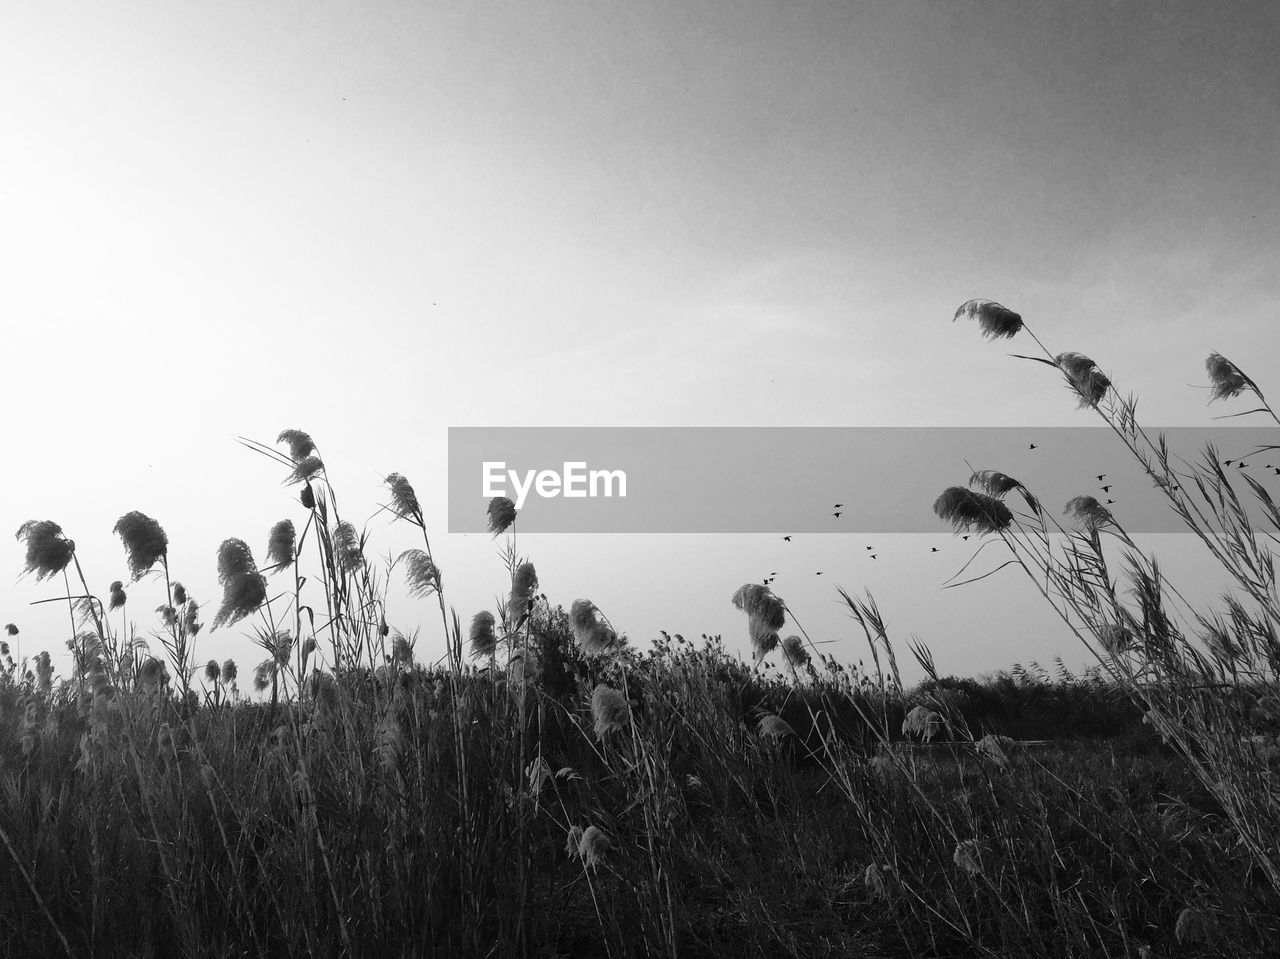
815,571,823,576
1101,485,1112,492
930,547,940,552
833,512,843,518
783,535,792,542
1106,499,1116,504
1225,459,1234,466
869,554,878,560
1097,474,1106,481
834,503,843,508
865,545,874,550
962,535,970,541
1029,443,1038,450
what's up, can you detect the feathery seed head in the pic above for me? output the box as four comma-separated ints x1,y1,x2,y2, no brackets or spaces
211,539,266,630
758,713,795,739
731,584,787,630
864,863,892,899
300,481,316,509
391,633,413,665
112,511,168,581
266,519,296,570
508,562,539,621
399,549,441,598
384,473,421,521
933,487,1014,535
953,299,1023,340
749,618,780,662
903,705,944,741
968,470,1023,498
16,520,75,581
953,839,985,876
577,826,610,870
108,581,127,612
565,825,584,858
1056,351,1111,408
509,648,540,683
4,624,16,636
1206,353,1253,402
1099,623,1132,652
487,496,517,536
570,599,617,656
781,634,810,668
1175,906,1216,944
1063,495,1113,529
204,660,221,684
276,429,316,462
332,522,364,574
284,454,324,486
976,733,1012,765
469,611,497,659
591,684,630,739
221,659,238,684
172,582,187,606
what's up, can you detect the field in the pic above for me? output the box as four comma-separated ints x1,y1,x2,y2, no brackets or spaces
3,304,1280,957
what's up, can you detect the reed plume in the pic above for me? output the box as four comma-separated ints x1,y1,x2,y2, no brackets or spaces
1056,351,1111,408
953,298,1023,339
577,826,610,870
108,581,127,612
570,599,617,656
469,611,497,658
332,521,364,574
591,684,630,739
508,561,539,621
16,520,75,581
781,634,810,669
932,487,1013,535
204,660,221,684
1205,352,1255,402
211,539,267,630
384,472,421,521
758,714,795,739
112,511,168,580
399,549,441,598
285,455,324,486
487,496,517,535
276,429,316,461
266,519,296,570
1063,495,1113,528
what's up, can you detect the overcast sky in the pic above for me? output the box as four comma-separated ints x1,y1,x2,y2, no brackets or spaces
3,1,1279,683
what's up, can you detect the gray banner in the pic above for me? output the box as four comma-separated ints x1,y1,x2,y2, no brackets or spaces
447,427,1280,533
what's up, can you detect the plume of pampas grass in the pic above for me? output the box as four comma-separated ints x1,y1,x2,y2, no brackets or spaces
276,429,316,462
375,715,405,775
253,661,273,692
109,581,127,612
15,520,75,581
953,839,985,876
384,473,421,521
749,618,780,662
157,605,178,629
781,634,810,669
932,487,1014,535
4,624,16,636
1099,623,1132,652
1206,352,1255,402
469,611,497,658
112,512,168,581
758,713,795,739
1056,351,1111,408
211,539,267,630
591,684,630,739
183,601,201,635
487,496,517,536
565,825,584,858
976,734,1012,765
222,659,237,685
864,863,892,900
398,549,441,598
508,562,539,621
204,660,221,684
902,705,944,741
391,632,413,665
968,470,1023,498
301,481,316,509
526,756,552,796
731,584,786,630
284,454,324,486
139,657,167,689
1064,495,1113,528
172,582,187,606
570,599,617,656
266,520,296,570
332,522,364,574
577,826,610,870
1174,906,1216,945
953,299,1023,340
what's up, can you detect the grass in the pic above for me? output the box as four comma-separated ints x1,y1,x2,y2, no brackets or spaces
2,309,1280,957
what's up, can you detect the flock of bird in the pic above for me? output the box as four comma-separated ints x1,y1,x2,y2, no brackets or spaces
759,441,1279,587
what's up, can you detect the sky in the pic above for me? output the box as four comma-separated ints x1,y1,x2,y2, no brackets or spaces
2,0,1279,685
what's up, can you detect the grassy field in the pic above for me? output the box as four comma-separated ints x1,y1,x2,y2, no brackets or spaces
3,302,1280,957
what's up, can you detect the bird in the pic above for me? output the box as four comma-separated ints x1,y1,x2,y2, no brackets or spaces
833,512,843,518
783,536,791,542
962,535,970,541
1238,462,1247,469
1101,485,1112,492
1106,499,1116,504
1029,443,1038,450
834,503,843,508
1273,468,1280,476
1225,459,1234,466
930,547,940,552
869,554,878,560
1097,474,1107,481
815,571,823,576
865,545,875,551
